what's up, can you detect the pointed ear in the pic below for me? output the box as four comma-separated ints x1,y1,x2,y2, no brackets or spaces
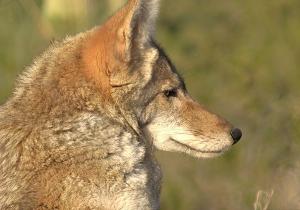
110,0,160,59
125,0,160,48
90,0,160,61
81,0,160,96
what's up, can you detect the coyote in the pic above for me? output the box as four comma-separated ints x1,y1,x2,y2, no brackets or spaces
0,0,242,209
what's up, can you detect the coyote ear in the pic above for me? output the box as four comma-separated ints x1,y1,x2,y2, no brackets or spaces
127,0,160,48
100,0,160,60
82,0,160,95
111,0,160,59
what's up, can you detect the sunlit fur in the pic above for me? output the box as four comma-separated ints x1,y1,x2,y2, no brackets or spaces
144,86,234,159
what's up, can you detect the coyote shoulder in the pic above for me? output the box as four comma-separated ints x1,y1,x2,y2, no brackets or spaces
0,0,242,209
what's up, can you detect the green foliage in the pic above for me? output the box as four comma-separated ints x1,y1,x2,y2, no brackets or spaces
0,0,299,209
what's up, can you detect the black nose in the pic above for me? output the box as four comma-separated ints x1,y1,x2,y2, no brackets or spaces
230,128,242,144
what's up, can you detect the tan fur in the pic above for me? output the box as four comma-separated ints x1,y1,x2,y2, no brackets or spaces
81,1,135,97
181,99,231,137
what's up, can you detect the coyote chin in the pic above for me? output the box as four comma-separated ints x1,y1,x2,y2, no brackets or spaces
0,0,242,209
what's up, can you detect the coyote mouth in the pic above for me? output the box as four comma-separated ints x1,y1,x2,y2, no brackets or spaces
170,138,223,154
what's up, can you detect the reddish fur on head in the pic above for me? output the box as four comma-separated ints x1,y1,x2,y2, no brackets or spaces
81,0,139,99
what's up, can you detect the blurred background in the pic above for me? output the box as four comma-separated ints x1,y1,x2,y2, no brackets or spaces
0,0,299,209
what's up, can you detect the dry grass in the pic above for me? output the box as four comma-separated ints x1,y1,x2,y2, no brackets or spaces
254,190,274,210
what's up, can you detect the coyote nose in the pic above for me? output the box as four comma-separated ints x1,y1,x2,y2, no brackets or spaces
230,128,242,144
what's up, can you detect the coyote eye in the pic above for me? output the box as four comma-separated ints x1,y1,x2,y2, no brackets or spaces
164,89,178,98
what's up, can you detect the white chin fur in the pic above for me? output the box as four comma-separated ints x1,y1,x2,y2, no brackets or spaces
147,123,233,158
153,137,231,159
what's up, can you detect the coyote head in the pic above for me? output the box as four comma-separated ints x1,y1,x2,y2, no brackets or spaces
82,0,242,158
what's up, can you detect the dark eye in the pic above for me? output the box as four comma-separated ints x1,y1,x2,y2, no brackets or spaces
164,89,178,98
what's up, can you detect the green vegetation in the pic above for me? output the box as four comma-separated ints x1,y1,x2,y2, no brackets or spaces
0,0,299,209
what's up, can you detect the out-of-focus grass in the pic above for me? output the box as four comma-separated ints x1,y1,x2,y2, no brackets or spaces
0,0,299,209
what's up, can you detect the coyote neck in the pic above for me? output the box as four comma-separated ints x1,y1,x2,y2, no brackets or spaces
0,109,161,209
11,111,149,173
